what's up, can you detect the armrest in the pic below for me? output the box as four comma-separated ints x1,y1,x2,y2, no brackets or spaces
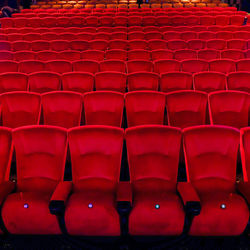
237,181,250,205
177,182,201,216
0,181,15,205
49,181,72,216
116,181,132,216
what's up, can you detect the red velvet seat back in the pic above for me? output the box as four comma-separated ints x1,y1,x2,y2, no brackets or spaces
183,125,239,183
227,72,250,93
126,125,181,184
83,91,124,127
41,91,82,129
0,73,28,93
68,126,124,190
240,128,250,182
0,92,41,128
166,90,207,129
13,126,67,193
125,91,165,127
209,91,250,129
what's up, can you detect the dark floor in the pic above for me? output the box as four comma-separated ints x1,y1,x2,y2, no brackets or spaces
0,234,249,250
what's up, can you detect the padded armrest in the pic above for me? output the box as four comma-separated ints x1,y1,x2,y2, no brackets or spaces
178,182,201,216
0,181,15,205
237,181,250,205
49,181,72,216
116,181,132,215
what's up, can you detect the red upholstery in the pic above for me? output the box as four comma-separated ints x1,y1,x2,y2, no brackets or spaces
237,59,250,72
240,127,250,182
72,60,99,74
0,73,28,93
28,72,61,93
221,49,245,60
100,60,126,73
14,51,36,61
227,72,250,93
116,181,132,203
61,72,94,93
65,126,124,236
174,49,197,60
0,92,41,128
127,60,153,73
83,91,124,127
166,90,207,129
125,91,165,127
177,182,200,205
193,72,227,93
82,50,105,61
50,181,73,203
207,39,227,50
209,91,250,129
209,59,236,74
45,60,72,74
0,61,18,73
128,50,151,61
2,126,67,234
19,60,45,74
106,49,127,60
154,59,181,74
151,49,174,60
181,60,209,74
125,125,185,235
183,125,249,236
160,72,193,93
41,91,82,128
36,51,58,61
127,72,159,91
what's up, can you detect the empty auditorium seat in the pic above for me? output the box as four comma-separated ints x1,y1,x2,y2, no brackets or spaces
72,60,99,74
53,126,124,235
125,91,165,127
127,60,153,74
18,60,45,74
160,72,193,93
0,61,18,73
174,49,197,60
207,39,227,50
45,60,72,74
0,73,28,93
0,51,13,61
197,49,221,61
58,51,81,61
127,72,159,91
2,126,68,234
41,91,82,128
237,128,250,205
14,51,37,61
28,72,61,93
154,59,181,74
227,72,250,93
0,92,41,128
151,50,174,60
83,91,124,127
167,40,187,50
237,59,250,72
100,60,126,73
193,72,227,93
61,72,94,93
221,50,245,60
82,50,105,61
208,90,250,129
36,51,58,61
209,59,236,74
166,90,207,128
125,125,185,235
106,50,127,61
95,72,127,93
181,60,209,74
182,125,249,236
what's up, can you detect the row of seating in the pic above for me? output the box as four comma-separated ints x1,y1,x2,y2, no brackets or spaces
1,15,246,28
4,31,250,41
21,6,237,12
30,2,229,8
1,39,250,52
3,25,250,34
0,90,249,129
13,11,246,17
0,70,249,93
1,58,250,74
0,124,249,236
1,49,250,61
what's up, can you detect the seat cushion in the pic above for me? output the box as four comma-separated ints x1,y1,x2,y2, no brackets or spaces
129,180,185,236
2,192,61,234
189,191,249,236
65,190,120,236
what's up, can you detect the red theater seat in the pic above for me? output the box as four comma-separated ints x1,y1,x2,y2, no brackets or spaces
0,61,18,73
14,51,36,61
237,59,250,72
0,73,28,93
95,72,127,93
174,49,197,61
166,90,207,129
1,126,68,234
220,50,245,60
208,91,250,129
167,40,187,50
72,60,99,74
181,60,209,74
127,72,159,91
207,39,227,50
106,50,127,61
127,50,150,61
0,51,13,61
125,125,185,235
127,60,153,74
182,125,249,236
45,60,72,74
209,59,236,74
100,60,126,73
237,128,250,205
193,72,227,93
36,51,58,61
128,40,148,50
154,59,181,74
28,72,61,93
0,92,41,128
227,72,250,93
58,51,81,61
41,91,82,128
59,126,124,235
197,49,221,61
82,50,105,61
61,72,94,93
151,50,174,60
18,60,45,74
83,91,124,127
125,91,165,127
160,72,193,93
